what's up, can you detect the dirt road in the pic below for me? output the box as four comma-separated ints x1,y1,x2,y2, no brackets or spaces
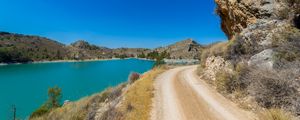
151,65,256,120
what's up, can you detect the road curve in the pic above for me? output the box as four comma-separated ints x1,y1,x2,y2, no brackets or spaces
151,65,256,120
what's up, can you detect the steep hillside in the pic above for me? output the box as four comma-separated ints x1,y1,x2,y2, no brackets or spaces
0,32,68,63
155,39,203,59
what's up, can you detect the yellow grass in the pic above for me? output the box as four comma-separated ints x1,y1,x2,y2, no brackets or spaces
121,66,167,120
31,96,92,120
30,88,113,120
258,108,293,120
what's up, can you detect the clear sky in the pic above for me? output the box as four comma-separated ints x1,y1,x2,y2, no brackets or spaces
0,0,226,48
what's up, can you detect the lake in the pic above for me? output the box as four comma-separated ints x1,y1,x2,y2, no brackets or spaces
0,58,154,120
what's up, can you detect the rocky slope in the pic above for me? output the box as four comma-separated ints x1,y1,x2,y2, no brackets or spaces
155,39,203,59
197,0,300,117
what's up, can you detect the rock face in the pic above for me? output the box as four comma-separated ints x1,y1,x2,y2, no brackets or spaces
215,0,300,39
215,0,300,69
155,39,203,59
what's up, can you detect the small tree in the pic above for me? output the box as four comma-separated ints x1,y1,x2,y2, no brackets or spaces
48,86,62,108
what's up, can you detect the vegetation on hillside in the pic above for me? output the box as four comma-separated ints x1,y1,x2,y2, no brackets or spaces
0,32,67,63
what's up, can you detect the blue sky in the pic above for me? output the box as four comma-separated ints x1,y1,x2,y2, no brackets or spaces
0,0,226,48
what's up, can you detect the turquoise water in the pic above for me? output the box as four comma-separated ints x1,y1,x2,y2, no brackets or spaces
0,59,154,120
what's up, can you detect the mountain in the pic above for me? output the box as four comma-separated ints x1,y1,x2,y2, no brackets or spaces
0,32,203,63
155,39,203,59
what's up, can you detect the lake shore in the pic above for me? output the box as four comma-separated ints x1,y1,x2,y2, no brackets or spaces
0,58,155,66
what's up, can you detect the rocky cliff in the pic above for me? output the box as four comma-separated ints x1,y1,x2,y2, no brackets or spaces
216,0,300,39
215,0,300,70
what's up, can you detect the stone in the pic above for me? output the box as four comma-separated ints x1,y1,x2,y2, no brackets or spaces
248,49,274,70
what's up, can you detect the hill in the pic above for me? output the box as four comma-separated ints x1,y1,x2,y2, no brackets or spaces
155,39,203,59
0,32,68,63
67,40,113,60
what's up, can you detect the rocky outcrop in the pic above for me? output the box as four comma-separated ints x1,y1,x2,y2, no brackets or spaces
201,56,233,81
215,0,300,39
248,49,274,70
155,39,203,59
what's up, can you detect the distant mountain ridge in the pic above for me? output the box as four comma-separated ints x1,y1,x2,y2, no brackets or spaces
0,32,203,63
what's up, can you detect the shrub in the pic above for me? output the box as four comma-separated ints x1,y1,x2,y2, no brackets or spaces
215,62,249,94
246,68,300,115
128,72,141,84
215,71,244,94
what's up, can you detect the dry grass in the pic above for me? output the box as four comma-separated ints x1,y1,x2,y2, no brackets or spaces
258,109,293,120
30,85,124,120
30,95,92,120
120,66,167,120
